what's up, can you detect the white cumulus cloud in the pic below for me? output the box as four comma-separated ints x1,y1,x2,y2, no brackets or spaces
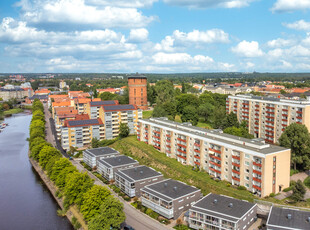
128,28,149,43
283,20,310,31
266,38,295,48
271,0,310,13
163,0,255,9
231,40,264,57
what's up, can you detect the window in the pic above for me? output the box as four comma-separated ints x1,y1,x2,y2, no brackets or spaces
245,183,249,188
245,154,250,159
245,169,250,173
245,161,250,166
245,176,249,181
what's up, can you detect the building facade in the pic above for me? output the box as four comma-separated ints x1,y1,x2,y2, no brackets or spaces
83,147,119,168
85,100,119,119
128,74,148,110
137,118,291,197
188,193,257,230
97,155,139,181
115,165,164,197
61,119,104,150
98,104,142,139
226,94,310,143
141,179,201,219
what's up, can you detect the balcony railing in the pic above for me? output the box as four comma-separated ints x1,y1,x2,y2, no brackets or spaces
232,176,240,182
210,167,221,174
253,161,262,167
209,148,221,154
253,185,261,191
232,169,240,175
177,154,186,160
177,138,186,143
209,154,221,161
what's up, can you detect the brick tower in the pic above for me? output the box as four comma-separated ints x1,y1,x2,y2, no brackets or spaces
128,74,148,110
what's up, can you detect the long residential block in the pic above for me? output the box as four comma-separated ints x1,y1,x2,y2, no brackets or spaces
141,179,201,219
115,165,164,197
226,94,310,143
137,118,291,197
97,155,139,181
83,147,119,168
188,193,257,230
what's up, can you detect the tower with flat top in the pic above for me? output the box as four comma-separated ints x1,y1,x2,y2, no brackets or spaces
128,73,148,110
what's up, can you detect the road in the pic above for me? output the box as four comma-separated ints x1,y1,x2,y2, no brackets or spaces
44,104,170,230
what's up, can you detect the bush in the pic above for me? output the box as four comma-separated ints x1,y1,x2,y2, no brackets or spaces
304,176,310,189
238,186,247,190
290,169,299,176
145,208,153,215
72,216,81,230
283,187,292,192
57,209,66,217
150,211,159,220
269,193,276,197
123,196,131,202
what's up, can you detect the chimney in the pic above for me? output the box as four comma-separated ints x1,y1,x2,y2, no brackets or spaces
173,186,177,191
228,203,233,208
140,170,143,174
164,183,168,187
287,214,292,220
213,199,217,204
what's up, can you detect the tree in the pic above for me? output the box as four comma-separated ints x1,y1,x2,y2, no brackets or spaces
38,146,61,169
221,113,239,130
181,105,199,126
119,123,130,138
280,89,287,95
50,158,72,181
176,94,199,115
64,172,94,208
181,82,186,94
279,123,310,170
152,105,168,117
199,93,215,105
154,80,175,105
224,126,254,139
91,138,100,148
291,180,306,201
147,84,157,106
55,166,78,189
99,92,117,101
198,103,214,122
88,196,125,230
80,185,111,221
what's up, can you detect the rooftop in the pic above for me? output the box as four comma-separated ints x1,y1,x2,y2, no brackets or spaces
84,147,119,157
28,95,48,100
267,207,310,230
90,100,118,106
141,179,200,201
140,117,288,156
98,155,138,168
191,194,256,222
66,118,103,127
102,104,137,112
116,165,162,182
128,74,147,79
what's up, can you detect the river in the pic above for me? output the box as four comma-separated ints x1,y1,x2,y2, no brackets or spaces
0,113,73,230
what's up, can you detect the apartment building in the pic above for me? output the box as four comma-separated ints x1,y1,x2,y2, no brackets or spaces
188,193,257,230
73,98,91,114
85,100,119,119
98,104,142,139
83,147,119,168
61,118,104,150
226,94,310,143
141,179,201,219
115,165,164,197
137,118,291,197
266,207,310,230
97,155,139,181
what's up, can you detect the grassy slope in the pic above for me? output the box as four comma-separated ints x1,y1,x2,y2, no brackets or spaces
110,136,255,202
3,108,24,115
142,110,153,119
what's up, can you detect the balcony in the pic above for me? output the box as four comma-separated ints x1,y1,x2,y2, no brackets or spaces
210,161,221,168
266,120,274,124
266,106,275,110
166,134,171,138
209,148,221,154
177,148,186,154
232,155,240,160
253,185,261,191
209,154,221,161
232,162,240,168
153,140,160,145
153,135,160,139
210,167,221,174
177,154,186,160
154,145,160,150
232,169,240,175
253,177,262,183
194,142,200,147
194,161,200,166
194,155,200,159
154,130,160,135
232,176,240,182
177,138,186,143
194,149,200,153
297,110,303,114
166,139,171,143
177,143,187,149
297,116,302,120
166,145,171,149
253,161,262,167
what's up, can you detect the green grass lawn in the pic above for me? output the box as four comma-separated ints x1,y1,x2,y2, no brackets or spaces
3,108,24,115
111,136,255,202
142,110,153,119
196,122,212,129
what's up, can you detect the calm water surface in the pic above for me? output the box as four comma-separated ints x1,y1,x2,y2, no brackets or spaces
0,113,73,230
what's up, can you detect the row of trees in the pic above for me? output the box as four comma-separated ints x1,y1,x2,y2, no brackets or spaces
29,99,125,229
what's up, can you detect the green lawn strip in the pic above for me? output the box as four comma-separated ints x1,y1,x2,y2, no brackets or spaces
3,108,24,115
111,136,255,202
142,110,153,119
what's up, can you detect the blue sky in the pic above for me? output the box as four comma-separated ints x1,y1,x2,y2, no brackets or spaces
0,0,310,73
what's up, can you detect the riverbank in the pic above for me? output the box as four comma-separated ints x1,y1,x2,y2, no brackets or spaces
3,108,24,116
29,155,86,230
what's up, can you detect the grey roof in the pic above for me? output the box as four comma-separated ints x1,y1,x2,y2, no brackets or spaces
98,155,138,168
29,95,48,100
103,104,136,111
230,94,310,105
0,88,24,91
68,119,101,127
128,74,147,79
141,118,289,155
190,194,256,222
141,179,200,201
90,100,117,106
116,165,162,182
267,207,310,230
84,147,119,157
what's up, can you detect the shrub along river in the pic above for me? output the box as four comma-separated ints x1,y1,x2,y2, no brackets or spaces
0,113,73,230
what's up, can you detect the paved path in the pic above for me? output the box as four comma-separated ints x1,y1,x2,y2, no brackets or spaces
291,172,308,182
45,106,170,230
